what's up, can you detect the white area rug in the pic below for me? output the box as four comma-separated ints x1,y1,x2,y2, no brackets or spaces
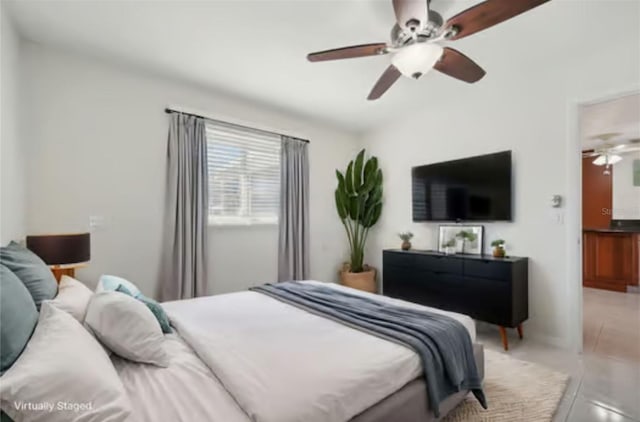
443,349,569,422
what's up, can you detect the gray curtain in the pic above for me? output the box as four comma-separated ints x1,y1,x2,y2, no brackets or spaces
278,136,310,281
161,113,209,300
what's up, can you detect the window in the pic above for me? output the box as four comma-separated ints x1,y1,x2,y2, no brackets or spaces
206,121,281,225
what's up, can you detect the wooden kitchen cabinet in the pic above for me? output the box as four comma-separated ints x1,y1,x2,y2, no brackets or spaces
583,230,639,291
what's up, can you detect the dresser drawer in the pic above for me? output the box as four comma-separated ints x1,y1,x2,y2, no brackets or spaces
464,259,512,281
383,266,429,305
415,255,463,274
462,276,512,325
383,251,417,268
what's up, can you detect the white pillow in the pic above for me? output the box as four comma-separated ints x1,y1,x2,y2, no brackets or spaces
0,302,132,422
48,275,93,322
84,291,169,367
96,274,141,296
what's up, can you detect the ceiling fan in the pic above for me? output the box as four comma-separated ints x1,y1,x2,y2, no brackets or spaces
582,133,640,175
307,0,551,100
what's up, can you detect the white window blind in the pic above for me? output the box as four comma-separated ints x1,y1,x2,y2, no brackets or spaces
206,121,281,225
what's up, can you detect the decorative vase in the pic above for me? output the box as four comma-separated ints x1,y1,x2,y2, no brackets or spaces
401,240,411,251
493,246,506,258
340,266,377,293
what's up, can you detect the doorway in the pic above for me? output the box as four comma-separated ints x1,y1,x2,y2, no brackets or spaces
578,92,640,363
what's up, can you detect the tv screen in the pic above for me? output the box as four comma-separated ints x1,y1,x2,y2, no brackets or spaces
412,151,512,221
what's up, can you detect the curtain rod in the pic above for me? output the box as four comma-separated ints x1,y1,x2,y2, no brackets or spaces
164,108,310,144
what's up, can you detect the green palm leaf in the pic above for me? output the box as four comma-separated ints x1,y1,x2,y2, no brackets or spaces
334,149,383,273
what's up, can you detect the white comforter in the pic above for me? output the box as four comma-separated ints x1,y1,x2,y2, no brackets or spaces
112,333,250,422
160,281,475,422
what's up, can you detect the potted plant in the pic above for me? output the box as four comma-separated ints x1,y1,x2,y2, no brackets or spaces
335,149,383,293
491,239,506,258
456,230,477,254
398,232,413,251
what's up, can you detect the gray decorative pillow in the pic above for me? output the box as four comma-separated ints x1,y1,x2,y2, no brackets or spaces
0,264,38,373
0,242,57,310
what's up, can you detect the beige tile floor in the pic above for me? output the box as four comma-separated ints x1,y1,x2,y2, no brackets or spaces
475,288,640,421
583,287,640,363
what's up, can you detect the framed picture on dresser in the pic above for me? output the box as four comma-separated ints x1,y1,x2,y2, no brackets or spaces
438,225,484,255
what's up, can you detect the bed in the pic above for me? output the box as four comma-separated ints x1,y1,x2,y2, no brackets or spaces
115,281,484,422
1,246,484,422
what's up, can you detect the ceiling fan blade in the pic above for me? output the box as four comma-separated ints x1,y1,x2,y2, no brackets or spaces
307,43,388,62
445,0,551,41
434,48,486,83
368,65,402,101
392,0,428,32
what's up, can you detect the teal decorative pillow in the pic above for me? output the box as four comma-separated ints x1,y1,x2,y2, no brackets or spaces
115,285,172,334
0,264,39,373
136,295,173,334
0,242,57,310
97,274,141,296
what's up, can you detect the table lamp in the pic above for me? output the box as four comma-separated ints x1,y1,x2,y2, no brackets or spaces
26,233,91,282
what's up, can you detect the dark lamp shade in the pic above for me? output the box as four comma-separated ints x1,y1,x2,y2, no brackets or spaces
26,233,91,266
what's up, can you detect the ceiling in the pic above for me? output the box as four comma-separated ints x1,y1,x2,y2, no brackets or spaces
5,0,640,132
581,93,640,151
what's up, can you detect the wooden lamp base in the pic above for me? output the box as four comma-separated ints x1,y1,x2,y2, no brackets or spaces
50,264,87,283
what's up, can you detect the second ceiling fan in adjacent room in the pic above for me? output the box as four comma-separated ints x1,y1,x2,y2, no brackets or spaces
583,133,640,175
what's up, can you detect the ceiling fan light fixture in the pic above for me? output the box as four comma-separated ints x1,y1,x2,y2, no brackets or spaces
608,154,623,165
391,43,443,79
593,154,623,166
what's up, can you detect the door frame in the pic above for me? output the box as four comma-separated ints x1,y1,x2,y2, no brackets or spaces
566,88,639,353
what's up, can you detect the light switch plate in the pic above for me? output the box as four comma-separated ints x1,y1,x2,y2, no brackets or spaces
89,215,105,231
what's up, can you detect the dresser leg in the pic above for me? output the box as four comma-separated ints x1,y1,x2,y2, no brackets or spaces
499,326,509,351
517,324,523,340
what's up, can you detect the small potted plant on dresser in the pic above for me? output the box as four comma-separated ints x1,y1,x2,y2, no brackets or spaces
491,239,506,258
398,232,413,251
335,149,383,293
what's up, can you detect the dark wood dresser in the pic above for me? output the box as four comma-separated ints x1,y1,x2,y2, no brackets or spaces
382,249,528,350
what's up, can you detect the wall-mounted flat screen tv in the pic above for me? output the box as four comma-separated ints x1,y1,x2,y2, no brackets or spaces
412,151,512,222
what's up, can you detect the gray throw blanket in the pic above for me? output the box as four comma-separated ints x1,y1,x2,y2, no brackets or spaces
250,282,487,418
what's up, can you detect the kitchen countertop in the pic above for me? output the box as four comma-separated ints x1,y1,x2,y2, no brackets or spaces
583,228,640,234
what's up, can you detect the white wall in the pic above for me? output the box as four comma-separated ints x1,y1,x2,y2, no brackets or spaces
361,42,640,347
22,42,359,297
0,9,26,244
612,151,640,219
